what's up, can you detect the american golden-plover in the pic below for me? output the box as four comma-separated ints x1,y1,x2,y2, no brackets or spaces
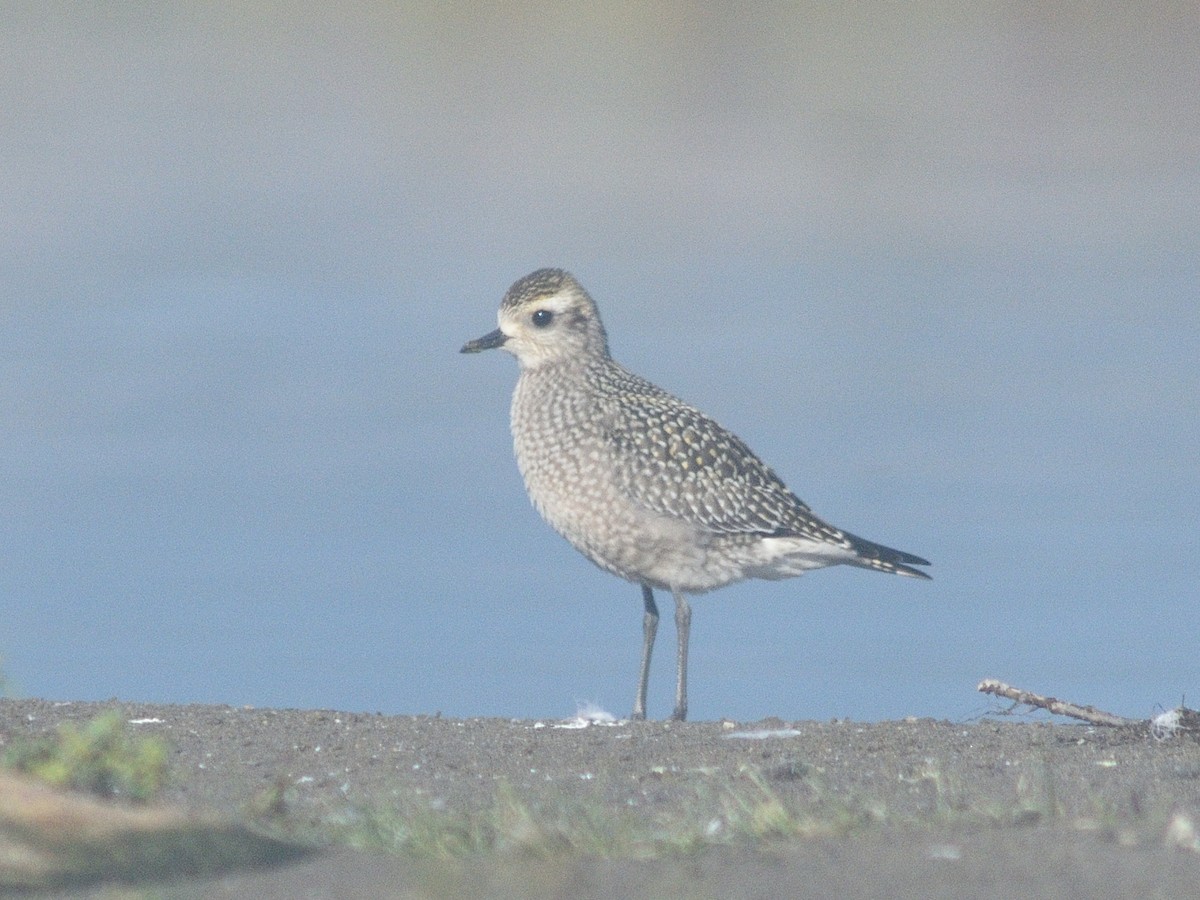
462,268,930,721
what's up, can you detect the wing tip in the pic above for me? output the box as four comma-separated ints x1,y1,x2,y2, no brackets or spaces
843,534,932,580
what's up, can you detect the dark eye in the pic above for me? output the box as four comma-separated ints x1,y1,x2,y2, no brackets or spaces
531,309,553,328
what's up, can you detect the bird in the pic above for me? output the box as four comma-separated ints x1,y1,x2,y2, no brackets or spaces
461,268,930,721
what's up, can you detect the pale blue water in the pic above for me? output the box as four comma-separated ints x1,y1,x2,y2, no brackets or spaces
2,6,1197,721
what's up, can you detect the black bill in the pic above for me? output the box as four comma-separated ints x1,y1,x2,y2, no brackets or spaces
460,328,508,353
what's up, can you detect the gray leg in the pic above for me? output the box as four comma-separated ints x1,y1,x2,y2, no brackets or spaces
632,584,658,720
670,590,691,721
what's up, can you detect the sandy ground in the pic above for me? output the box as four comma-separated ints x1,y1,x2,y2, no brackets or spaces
3,697,1200,898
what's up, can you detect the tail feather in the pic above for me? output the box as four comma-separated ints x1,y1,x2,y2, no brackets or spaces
843,531,931,580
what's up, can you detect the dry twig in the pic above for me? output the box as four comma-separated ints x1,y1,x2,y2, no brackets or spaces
977,678,1144,728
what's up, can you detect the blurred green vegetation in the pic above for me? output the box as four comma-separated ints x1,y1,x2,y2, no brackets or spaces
2,710,169,802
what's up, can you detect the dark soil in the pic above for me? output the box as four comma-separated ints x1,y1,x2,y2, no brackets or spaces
3,698,1200,899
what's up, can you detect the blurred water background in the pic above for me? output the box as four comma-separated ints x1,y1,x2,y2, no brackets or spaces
1,4,1196,721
